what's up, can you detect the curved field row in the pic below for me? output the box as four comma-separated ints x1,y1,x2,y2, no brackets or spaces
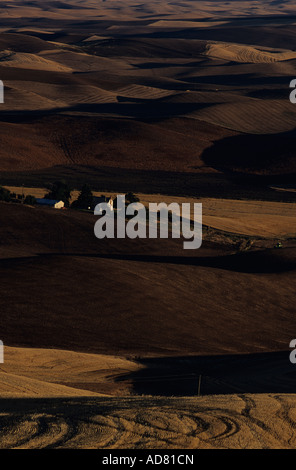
3,82,118,110
39,50,135,74
203,214,296,238
0,394,296,448
163,90,251,105
0,86,67,111
149,20,228,28
0,372,101,398
189,98,296,134
0,51,73,72
116,84,175,100
204,43,296,64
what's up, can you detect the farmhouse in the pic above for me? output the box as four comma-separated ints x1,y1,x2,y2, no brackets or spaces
36,198,65,209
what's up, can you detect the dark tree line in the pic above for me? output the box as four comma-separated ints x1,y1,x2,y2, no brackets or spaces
0,179,140,210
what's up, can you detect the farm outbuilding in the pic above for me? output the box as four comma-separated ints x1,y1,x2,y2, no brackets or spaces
36,199,65,209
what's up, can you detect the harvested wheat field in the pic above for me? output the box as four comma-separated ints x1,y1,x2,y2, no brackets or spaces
1,393,296,449
1,0,296,451
1,344,296,449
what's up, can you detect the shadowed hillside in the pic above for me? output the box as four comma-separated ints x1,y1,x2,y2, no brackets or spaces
0,202,295,358
202,130,296,176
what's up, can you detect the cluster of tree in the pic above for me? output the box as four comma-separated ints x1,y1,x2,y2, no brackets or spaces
113,192,140,209
125,192,140,204
0,179,141,211
72,185,140,211
23,195,37,205
71,184,93,210
0,186,11,202
44,180,72,207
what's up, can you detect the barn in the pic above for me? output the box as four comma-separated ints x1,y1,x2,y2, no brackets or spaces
36,199,65,209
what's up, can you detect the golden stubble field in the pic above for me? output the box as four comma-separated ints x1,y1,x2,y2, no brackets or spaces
1,391,296,449
0,345,295,449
